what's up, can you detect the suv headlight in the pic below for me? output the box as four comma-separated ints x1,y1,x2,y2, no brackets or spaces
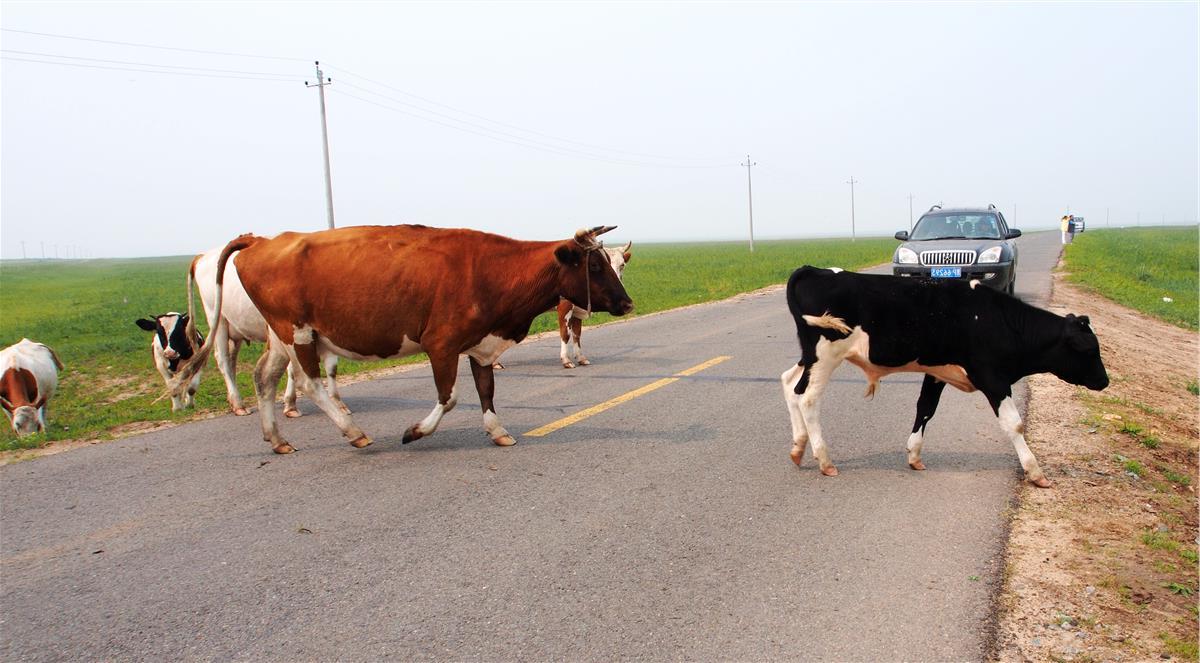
895,247,919,264
977,246,1003,264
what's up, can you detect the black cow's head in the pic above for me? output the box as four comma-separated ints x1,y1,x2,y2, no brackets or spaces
1049,314,1109,391
135,313,199,372
555,226,634,317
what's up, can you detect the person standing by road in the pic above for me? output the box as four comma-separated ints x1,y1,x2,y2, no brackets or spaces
1060,215,1072,244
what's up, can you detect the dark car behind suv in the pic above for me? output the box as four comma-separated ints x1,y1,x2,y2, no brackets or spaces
892,204,1021,293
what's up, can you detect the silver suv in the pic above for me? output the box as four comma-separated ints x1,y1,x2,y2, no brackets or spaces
892,204,1021,293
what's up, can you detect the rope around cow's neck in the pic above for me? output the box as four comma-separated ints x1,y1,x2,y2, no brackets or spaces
577,239,604,315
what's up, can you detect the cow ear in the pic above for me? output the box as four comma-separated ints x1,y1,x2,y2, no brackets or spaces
1076,315,1091,327
554,243,583,267
136,319,158,331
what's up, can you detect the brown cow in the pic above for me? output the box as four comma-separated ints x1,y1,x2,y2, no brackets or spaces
168,224,633,454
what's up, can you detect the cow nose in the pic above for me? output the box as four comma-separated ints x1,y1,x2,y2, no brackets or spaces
164,349,179,360
620,300,634,315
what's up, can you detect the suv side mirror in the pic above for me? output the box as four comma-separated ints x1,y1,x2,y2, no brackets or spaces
1005,228,1022,239
894,231,909,241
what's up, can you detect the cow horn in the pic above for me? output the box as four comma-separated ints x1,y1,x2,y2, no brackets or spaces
621,240,632,253
574,225,618,248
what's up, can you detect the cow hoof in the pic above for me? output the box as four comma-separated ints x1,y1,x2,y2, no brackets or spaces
909,460,926,471
1030,476,1052,488
402,427,423,444
820,465,839,477
284,408,302,419
789,448,804,466
562,362,575,369
493,434,517,447
493,362,505,370
272,443,296,454
338,404,352,415
232,407,250,416
578,359,591,366
349,435,372,449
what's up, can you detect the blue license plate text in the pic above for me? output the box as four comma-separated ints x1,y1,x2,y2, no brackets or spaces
930,267,961,278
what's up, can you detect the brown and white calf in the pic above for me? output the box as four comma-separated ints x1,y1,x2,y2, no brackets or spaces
167,224,634,455
189,248,344,417
136,313,204,412
557,241,632,368
0,339,65,436
781,266,1109,487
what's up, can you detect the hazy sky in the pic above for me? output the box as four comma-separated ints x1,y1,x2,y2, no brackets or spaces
2,1,1197,258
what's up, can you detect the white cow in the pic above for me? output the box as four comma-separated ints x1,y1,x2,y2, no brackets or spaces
0,339,64,436
189,248,345,417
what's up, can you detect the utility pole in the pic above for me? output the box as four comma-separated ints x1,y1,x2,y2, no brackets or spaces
20,241,25,260
741,155,756,252
907,193,914,232
1106,207,1110,228
846,176,858,241
306,61,336,230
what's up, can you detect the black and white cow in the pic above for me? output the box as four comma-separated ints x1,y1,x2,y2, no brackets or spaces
780,266,1109,487
136,312,203,412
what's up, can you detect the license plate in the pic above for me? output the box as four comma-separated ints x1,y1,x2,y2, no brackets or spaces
930,267,961,278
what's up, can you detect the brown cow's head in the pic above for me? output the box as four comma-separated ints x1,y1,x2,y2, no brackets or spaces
554,226,634,317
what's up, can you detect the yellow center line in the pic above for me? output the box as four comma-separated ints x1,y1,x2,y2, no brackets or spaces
523,355,732,437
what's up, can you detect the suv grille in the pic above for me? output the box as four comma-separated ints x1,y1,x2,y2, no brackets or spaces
921,250,976,266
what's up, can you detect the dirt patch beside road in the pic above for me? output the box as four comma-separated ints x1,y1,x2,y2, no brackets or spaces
998,274,1198,661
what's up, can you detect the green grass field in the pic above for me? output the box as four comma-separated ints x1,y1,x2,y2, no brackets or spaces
1063,226,1198,330
0,237,893,450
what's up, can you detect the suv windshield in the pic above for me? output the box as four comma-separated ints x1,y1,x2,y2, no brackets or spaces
911,213,1002,240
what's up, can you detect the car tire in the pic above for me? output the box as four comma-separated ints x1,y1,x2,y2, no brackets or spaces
1006,278,1016,295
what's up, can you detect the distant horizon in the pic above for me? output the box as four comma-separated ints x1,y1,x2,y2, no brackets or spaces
2,222,1196,262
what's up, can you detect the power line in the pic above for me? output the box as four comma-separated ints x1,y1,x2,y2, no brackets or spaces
334,80,726,167
1,48,303,79
1,55,303,83
327,64,730,165
1,27,307,62
331,87,733,169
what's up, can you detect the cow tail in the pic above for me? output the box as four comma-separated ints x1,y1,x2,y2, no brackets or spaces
184,254,202,351
164,234,261,398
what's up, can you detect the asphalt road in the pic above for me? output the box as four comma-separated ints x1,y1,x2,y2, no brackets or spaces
1,232,1062,661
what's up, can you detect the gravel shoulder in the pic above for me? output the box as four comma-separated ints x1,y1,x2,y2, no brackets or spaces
998,272,1199,662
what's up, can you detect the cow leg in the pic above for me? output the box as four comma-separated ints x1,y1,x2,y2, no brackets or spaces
253,339,294,453
215,327,248,416
798,339,844,476
403,352,459,444
559,307,575,368
282,362,302,418
571,317,589,366
469,356,516,446
906,375,947,471
37,405,47,433
184,371,201,409
991,394,1051,488
291,341,369,448
780,363,810,466
323,353,350,414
